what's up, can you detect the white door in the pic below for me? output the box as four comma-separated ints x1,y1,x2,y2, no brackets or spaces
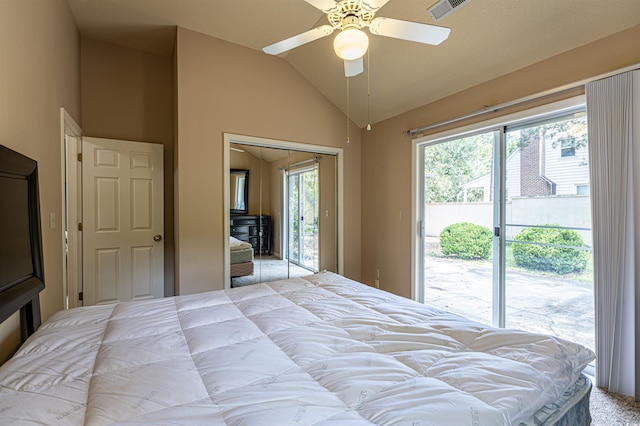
82,137,164,305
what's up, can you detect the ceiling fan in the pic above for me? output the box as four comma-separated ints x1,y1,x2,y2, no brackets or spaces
263,0,451,77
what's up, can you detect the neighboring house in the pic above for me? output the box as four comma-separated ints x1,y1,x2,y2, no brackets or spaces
462,132,589,201
543,134,590,196
462,150,521,202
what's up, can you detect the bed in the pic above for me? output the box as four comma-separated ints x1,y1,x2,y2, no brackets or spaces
0,271,595,425
0,145,595,425
230,235,254,279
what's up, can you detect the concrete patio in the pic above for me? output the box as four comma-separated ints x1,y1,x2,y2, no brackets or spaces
424,256,595,351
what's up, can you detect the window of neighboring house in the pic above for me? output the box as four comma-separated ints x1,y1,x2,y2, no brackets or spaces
561,139,576,157
576,184,589,195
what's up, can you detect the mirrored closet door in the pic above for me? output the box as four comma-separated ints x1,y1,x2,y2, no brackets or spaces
228,141,338,287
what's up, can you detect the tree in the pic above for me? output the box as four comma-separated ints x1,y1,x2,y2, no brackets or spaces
424,133,494,203
423,113,588,204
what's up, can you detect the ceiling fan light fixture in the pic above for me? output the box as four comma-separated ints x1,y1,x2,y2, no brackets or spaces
333,27,369,60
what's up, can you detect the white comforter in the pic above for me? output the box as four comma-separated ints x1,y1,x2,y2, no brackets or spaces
0,272,594,425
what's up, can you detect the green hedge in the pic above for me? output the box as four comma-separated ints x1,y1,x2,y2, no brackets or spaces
512,226,589,274
439,222,492,260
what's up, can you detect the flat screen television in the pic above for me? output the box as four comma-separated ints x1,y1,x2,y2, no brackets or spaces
0,145,44,339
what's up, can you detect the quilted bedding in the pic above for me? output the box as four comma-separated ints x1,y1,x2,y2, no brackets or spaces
0,272,594,425
230,236,253,264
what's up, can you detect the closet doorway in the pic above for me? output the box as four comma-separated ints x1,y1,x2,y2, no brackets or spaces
223,134,343,288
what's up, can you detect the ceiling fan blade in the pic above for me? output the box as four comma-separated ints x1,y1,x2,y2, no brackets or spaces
263,25,335,55
361,0,391,12
369,17,450,45
344,57,364,77
304,0,339,13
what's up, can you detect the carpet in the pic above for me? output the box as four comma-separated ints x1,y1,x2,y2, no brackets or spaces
231,256,314,287
591,383,640,425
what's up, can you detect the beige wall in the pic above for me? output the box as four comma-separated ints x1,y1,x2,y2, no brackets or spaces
175,27,361,294
80,38,175,296
361,24,640,298
318,154,337,272
0,0,81,362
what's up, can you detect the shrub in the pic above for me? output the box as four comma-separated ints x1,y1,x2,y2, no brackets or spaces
439,222,492,260
512,226,589,274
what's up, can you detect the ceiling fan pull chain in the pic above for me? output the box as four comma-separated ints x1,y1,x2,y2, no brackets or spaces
367,47,372,131
346,76,351,145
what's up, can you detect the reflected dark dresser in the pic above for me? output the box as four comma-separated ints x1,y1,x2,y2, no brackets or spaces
230,215,272,255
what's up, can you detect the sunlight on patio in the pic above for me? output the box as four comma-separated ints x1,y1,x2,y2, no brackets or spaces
423,237,595,352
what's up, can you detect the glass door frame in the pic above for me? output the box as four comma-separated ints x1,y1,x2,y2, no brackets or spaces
411,96,586,327
283,162,320,272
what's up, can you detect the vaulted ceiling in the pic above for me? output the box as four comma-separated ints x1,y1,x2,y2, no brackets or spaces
68,0,640,128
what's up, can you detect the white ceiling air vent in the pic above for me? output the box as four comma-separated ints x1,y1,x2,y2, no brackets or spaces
427,0,471,22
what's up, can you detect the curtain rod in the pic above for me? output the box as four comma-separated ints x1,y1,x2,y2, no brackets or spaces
406,63,640,136
280,156,319,171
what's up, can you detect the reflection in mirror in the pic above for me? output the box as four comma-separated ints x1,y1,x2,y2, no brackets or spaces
229,169,249,214
229,143,338,288
285,157,320,272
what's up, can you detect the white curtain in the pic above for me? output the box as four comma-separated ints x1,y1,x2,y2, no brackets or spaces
586,70,640,399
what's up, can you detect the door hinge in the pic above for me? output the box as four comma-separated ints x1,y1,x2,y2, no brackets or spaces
78,292,83,301
77,153,82,162
78,222,83,231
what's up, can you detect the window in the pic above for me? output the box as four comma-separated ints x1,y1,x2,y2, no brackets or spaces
576,184,589,195
561,139,576,157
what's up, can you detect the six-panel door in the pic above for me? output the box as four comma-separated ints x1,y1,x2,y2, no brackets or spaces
82,137,164,305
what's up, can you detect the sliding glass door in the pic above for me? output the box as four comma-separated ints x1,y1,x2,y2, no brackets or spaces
416,101,594,353
421,131,498,326
286,164,319,272
503,111,594,350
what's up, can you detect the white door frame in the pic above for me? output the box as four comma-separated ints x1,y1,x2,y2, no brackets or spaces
62,121,166,308
411,96,586,305
223,133,344,288
284,163,320,272
60,108,83,309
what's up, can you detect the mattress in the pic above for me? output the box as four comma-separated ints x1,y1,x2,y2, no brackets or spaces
230,246,253,264
519,374,592,426
0,272,595,425
230,236,254,264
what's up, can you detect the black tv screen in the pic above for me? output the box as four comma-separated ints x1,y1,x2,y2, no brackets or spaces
0,145,44,296
0,176,33,291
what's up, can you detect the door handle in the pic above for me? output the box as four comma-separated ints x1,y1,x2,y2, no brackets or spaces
154,234,162,242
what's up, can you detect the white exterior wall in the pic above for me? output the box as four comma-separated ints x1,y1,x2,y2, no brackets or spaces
510,195,592,244
425,195,591,245
506,150,521,199
425,202,496,236
462,150,521,201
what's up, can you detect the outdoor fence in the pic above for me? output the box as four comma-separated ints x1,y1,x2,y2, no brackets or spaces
425,195,592,245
